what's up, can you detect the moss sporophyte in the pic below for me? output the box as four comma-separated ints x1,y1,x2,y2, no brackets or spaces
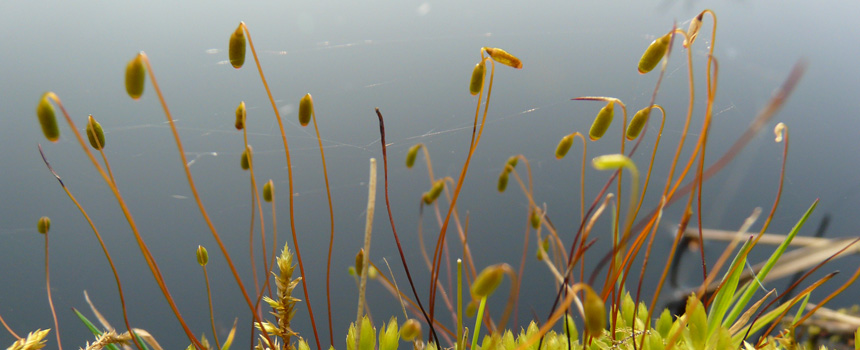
14,8,860,350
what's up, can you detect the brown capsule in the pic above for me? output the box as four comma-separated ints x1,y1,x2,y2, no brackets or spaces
638,32,671,74
37,216,51,235
36,93,60,142
405,144,422,169
235,101,246,130
240,146,252,170
400,319,421,341
86,115,106,150
229,23,246,69
626,106,651,140
583,285,605,337
684,13,704,48
589,100,614,141
423,179,445,205
196,245,209,266
355,248,364,277
125,53,146,99
483,47,523,69
497,170,509,193
471,264,505,299
469,60,486,95
298,93,313,127
263,179,274,202
555,134,574,159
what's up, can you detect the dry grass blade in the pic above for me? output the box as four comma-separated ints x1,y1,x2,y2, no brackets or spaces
684,228,832,247
797,303,860,336
728,289,775,334
83,291,113,332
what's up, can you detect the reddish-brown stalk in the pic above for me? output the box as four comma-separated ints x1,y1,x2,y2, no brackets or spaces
429,52,501,334
375,108,440,345
239,23,321,349
304,101,336,347
202,263,220,349
43,93,204,349
0,312,19,341
37,145,143,350
41,225,61,350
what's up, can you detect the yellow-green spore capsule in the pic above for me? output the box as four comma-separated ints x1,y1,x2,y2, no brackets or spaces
638,33,671,74
405,144,422,168
37,216,51,235
555,134,573,159
530,208,541,230
125,53,146,99
626,106,651,140
229,23,246,69
400,319,421,341
240,146,251,170
469,60,485,95
235,101,246,130
36,93,59,142
298,93,313,127
506,155,518,169
583,285,605,337
497,170,509,193
86,115,105,150
589,100,614,141
483,47,523,69
263,179,274,202
592,154,632,171
423,179,445,204
471,264,505,298
196,245,209,266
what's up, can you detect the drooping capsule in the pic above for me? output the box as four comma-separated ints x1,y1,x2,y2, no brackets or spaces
355,248,364,276
263,179,274,202
405,144,422,168
626,106,651,140
86,115,106,150
530,208,541,230
592,154,632,171
37,216,51,235
298,93,313,127
589,100,615,141
469,60,486,95
684,12,704,48
482,47,523,69
506,155,518,170
36,93,60,142
555,134,574,159
472,264,505,299
235,101,246,130
240,146,252,170
638,32,671,74
422,179,445,205
583,285,605,337
125,53,146,99
497,170,510,193
196,245,209,266
229,23,246,69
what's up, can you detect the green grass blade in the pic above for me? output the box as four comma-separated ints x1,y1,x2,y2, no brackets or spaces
707,238,752,340
724,199,818,326
72,308,122,350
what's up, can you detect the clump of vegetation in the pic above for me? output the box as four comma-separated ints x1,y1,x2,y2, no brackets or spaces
5,8,860,350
